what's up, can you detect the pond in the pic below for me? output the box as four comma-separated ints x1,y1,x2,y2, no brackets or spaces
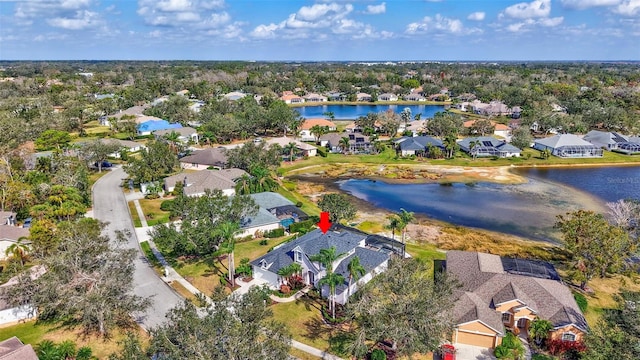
294,104,445,120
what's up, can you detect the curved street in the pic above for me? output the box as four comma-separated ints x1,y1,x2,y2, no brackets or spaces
92,167,183,330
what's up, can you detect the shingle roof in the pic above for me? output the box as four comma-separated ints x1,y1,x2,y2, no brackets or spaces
458,137,521,153
333,247,389,292
249,192,293,209
397,136,443,151
99,138,143,149
164,169,246,196
446,251,588,333
0,225,30,242
179,148,228,167
535,134,596,149
240,192,296,230
300,119,337,130
0,337,38,360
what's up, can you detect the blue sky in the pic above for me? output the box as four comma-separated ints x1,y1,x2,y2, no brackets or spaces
1,0,639,60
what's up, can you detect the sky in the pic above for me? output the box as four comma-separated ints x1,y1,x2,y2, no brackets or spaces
0,0,639,61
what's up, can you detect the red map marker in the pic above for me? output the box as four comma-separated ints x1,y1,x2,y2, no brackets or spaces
318,212,332,234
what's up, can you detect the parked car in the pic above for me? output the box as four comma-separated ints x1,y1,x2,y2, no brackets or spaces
94,161,113,168
22,217,32,228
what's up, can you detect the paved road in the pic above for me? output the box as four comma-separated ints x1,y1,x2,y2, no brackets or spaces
92,167,183,330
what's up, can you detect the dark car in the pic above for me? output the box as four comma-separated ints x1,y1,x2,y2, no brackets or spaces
94,161,113,168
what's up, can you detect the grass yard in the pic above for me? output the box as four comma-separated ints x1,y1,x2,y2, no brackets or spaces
169,281,199,302
139,241,163,275
277,183,320,217
289,347,322,360
138,198,171,226
127,201,142,227
235,235,294,262
405,242,446,262
356,220,385,234
271,297,335,353
578,274,640,327
0,321,148,359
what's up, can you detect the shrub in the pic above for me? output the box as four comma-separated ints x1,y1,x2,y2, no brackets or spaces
265,228,285,238
290,219,315,233
259,239,268,246
573,292,588,312
494,345,511,359
280,284,291,294
236,258,252,277
296,201,303,207
370,349,387,360
160,199,174,211
547,340,586,357
317,147,328,157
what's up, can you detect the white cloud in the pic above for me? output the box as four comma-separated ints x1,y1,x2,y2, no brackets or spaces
47,10,102,30
364,3,386,15
467,12,486,21
14,0,104,29
406,14,468,34
539,16,564,26
613,0,640,16
506,16,564,32
250,2,384,40
560,0,621,10
137,0,232,30
502,0,551,19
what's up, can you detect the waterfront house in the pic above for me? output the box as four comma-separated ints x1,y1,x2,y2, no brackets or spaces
327,92,347,101
394,136,443,157
303,93,328,103
377,93,398,102
458,137,521,158
251,225,404,304
533,134,603,158
179,147,228,170
404,93,426,102
356,93,373,102
463,120,510,138
444,251,587,349
265,137,317,157
582,130,640,154
321,133,372,154
280,91,305,104
298,119,337,141
164,168,246,197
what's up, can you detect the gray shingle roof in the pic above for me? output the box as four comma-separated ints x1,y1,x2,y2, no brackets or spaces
179,148,228,168
534,134,596,149
164,169,246,196
333,247,389,292
249,192,294,209
447,251,587,332
0,337,38,360
397,136,443,151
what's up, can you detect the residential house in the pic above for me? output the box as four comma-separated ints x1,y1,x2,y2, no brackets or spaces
164,168,246,197
189,100,205,113
404,93,426,102
463,120,510,138
137,120,182,136
458,137,521,158
405,120,427,136
445,251,588,349
179,147,228,170
0,337,38,359
298,119,337,141
0,211,30,261
582,130,640,154
473,101,513,117
394,136,443,156
239,192,308,238
303,93,328,102
265,137,317,157
377,93,398,102
280,91,305,104
321,133,372,154
251,225,404,304
223,91,247,101
99,104,151,126
533,134,603,158
356,93,372,102
82,138,145,159
0,266,44,327
326,92,346,101
154,127,199,144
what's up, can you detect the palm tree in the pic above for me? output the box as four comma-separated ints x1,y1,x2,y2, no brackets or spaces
284,142,298,163
217,222,241,287
443,134,458,158
323,111,335,121
310,246,344,316
36,340,60,360
249,166,278,193
5,237,29,267
318,271,345,320
310,125,329,144
163,131,182,154
346,256,366,301
397,208,415,244
528,318,553,347
277,263,303,287
541,148,552,160
235,174,252,195
385,215,402,240
339,136,351,154
468,139,481,160
57,340,77,360
401,107,412,129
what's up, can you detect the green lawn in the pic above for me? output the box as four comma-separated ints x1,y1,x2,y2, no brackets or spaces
405,243,446,262
276,183,320,217
271,298,334,352
127,201,142,227
138,198,171,226
235,235,295,262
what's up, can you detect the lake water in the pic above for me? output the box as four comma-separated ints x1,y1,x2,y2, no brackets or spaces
294,104,445,120
337,166,640,242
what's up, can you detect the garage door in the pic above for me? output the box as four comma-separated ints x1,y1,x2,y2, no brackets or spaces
456,331,496,348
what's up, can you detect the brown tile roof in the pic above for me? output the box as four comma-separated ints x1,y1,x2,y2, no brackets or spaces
300,119,337,130
447,251,588,332
0,337,38,360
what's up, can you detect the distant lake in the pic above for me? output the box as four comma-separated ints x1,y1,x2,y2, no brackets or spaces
294,104,445,120
513,166,640,203
338,177,606,243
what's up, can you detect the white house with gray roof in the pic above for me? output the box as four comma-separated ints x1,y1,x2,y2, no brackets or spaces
154,127,199,144
458,137,521,158
251,225,404,304
533,134,603,158
163,168,246,197
394,136,443,156
583,130,640,154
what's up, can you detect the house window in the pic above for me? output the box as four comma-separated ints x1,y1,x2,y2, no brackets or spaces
562,333,576,342
294,251,302,263
260,260,267,269
502,313,511,323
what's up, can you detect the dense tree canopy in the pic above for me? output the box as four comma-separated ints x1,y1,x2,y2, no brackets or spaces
123,140,179,184
318,193,357,223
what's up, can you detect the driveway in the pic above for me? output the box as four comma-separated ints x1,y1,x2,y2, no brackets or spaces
448,344,496,360
92,167,183,330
